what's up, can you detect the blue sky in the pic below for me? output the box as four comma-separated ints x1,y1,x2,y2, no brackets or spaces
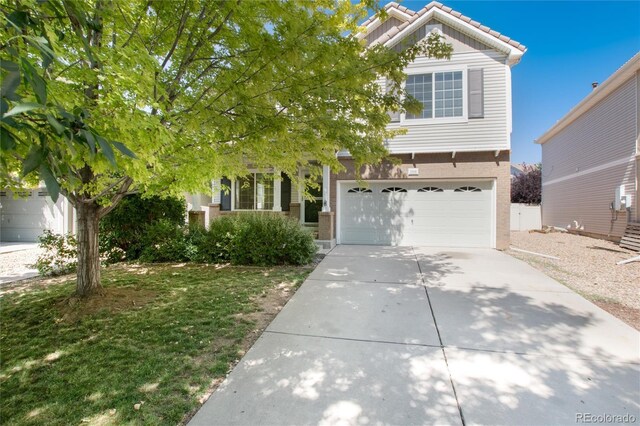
379,1,640,164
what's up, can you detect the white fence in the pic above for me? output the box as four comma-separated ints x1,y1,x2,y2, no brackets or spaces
510,203,541,231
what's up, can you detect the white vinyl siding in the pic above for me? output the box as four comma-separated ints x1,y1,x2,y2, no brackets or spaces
542,162,634,238
542,76,637,178
541,75,638,237
385,51,510,154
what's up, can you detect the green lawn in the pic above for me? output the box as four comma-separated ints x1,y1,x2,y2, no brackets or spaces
0,263,310,425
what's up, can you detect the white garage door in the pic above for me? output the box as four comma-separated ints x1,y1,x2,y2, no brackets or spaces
338,180,494,247
0,189,64,242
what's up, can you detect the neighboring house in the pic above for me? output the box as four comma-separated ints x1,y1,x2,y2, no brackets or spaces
510,163,525,179
536,53,639,241
0,188,75,242
188,1,526,249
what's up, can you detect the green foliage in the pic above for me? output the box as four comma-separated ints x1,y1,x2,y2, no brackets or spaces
1,0,452,202
35,230,77,275
138,220,191,263
227,214,318,266
191,217,237,264
136,214,317,266
99,194,186,261
1,0,451,294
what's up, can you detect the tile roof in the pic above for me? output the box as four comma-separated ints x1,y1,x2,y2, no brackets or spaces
360,2,417,27
362,1,526,52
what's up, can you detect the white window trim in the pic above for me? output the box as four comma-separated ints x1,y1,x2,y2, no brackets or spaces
401,65,468,125
230,170,276,211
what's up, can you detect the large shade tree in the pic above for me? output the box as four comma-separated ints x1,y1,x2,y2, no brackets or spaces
1,0,452,296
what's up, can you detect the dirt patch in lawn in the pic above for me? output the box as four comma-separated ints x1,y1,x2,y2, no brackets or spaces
56,287,158,323
508,231,640,330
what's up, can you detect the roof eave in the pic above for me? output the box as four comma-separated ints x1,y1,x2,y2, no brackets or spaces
383,7,525,59
535,52,640,145
358,3,415,39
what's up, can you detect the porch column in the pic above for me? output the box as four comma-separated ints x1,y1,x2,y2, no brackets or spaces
272,171,282,211
322,165,330,212
318,164,334,241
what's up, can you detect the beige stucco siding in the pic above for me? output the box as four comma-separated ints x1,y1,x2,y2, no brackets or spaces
541,74,638,238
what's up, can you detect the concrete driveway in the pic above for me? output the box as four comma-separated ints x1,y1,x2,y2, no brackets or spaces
190,246,640,425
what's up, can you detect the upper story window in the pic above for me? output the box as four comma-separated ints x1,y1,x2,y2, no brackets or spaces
406,71,463,120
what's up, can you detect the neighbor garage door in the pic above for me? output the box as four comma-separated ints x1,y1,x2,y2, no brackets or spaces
0,189,64,242
338,180,494,247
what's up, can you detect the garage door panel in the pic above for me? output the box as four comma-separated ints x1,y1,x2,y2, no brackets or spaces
1,190,64,242
339,181,493,248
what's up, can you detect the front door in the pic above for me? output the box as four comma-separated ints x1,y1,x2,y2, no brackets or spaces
303,174,323,224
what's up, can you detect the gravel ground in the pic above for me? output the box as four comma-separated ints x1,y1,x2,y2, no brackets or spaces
508,231,640,330
0,248,42,285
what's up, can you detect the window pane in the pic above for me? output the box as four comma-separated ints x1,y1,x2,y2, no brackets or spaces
406,73,433,119
255,173,274,210
235,176,254,209
433,71,463,118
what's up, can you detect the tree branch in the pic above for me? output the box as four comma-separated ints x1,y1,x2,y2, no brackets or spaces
120,0,151,48
97,177,134,218
160,0,189,70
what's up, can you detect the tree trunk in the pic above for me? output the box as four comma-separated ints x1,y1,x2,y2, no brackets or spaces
76,201,102,297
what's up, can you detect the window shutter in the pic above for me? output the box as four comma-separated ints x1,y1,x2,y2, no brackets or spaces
280,173,291,211
468,69,484,119
220,177,231,211
386,80,401,122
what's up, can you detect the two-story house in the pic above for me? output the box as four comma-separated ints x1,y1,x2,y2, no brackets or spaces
190,1,526,250
536,53,639,242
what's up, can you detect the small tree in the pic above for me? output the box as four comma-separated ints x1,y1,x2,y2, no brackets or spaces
511,163,541,204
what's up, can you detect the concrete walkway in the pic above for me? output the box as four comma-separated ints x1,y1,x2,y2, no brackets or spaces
190,246,640,425
0,243,40,284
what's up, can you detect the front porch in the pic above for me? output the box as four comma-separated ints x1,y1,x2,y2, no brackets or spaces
186,165,336,244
